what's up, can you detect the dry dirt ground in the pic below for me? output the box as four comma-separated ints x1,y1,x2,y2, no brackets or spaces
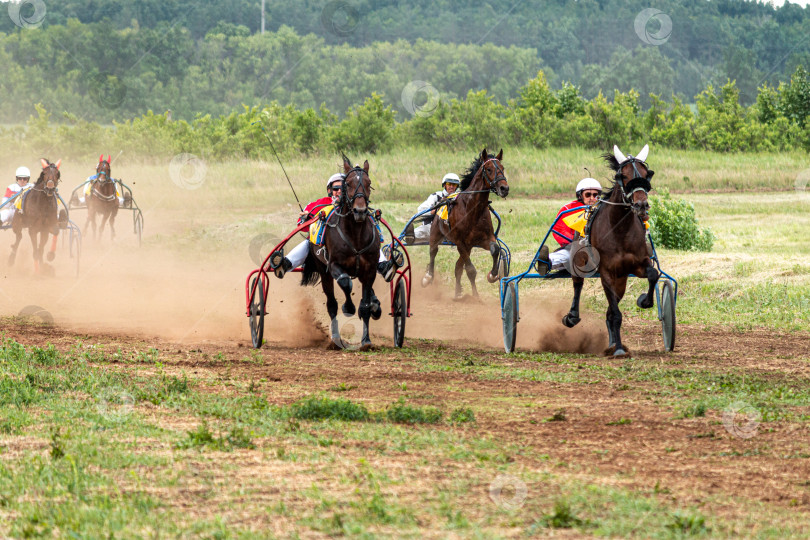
4,314,810,534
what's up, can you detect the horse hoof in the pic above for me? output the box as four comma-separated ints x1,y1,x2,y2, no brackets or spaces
359,342,374,352
562,314,581,328
636,293,653,309
46,252,55,262
421,274,433,287
342,302,356,316
613,348,630,358
486,271,498,283
370,302,382,321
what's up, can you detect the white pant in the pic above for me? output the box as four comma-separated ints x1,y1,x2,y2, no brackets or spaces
286,240,387,268
0,207,15,225
414,223,430,240
549,247,569,270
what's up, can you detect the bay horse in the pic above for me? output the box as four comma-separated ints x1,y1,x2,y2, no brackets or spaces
562,144,658,357
9,159,63,274
423,148,509,298
86,155,118,240
301,154,382,349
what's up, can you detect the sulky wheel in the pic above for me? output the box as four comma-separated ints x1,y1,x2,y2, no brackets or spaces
135,212,143,247
249,275,266,348
392,279,407,348
660,280,676,351
502,281,518,353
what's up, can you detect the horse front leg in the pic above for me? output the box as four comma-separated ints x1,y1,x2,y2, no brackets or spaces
635,264,659,309
109,212,116,241
46,231,58,262
321,275,341,349
562,277,584,327
99,212,110,241
329,262,355,316
453,255,465,298
602,275,629,357
357,279,374,350
29,229,42,274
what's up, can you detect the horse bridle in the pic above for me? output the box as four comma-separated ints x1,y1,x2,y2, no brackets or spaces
33,166,59,197
454,158,507,196
616,157,653,202
91,168,117,202
337,167,370,214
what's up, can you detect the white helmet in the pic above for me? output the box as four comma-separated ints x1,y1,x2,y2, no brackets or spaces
575,177,602,197
326,173,345,190
442,173,460,187
15,166,30,178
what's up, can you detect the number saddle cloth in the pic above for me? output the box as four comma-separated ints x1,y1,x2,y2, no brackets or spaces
436,192,460,223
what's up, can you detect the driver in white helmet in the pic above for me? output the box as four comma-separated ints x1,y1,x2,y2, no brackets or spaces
274,173,397,282
537,177,603,274
404,173,460,243
1,166,33,225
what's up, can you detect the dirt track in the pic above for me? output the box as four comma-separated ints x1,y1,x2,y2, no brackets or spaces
5,317,810,519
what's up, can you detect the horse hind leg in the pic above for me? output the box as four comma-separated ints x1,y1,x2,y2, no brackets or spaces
486,240,500,283
321,276,342,349
8,227,22,265
422,243,439,287
453,256,465,298
357,281,374,349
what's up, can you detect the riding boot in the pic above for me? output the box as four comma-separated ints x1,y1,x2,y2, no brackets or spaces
377,259,396,282
274,257,293,279
536,245,550,276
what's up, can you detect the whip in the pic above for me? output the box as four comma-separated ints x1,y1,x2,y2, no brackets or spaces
252,120,303,212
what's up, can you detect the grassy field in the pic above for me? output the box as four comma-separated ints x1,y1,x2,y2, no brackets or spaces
1,148,809,537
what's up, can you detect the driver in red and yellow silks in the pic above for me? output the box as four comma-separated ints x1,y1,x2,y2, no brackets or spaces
537,177,603,274
273,173,397,281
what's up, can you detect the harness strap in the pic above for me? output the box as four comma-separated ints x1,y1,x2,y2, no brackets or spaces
327,211,378,275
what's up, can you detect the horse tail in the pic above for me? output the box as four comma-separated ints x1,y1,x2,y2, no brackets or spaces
300,245,321,287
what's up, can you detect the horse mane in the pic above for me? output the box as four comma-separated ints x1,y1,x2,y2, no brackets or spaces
601,152,623,199
460,151,495,191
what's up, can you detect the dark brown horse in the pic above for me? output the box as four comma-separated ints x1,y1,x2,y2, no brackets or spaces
562,144,658,357
423,148,509,298
9,159,62,274
301,155,382,349
86,155,118,240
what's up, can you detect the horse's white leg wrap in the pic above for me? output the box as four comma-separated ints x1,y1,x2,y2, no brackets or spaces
287,240,310,268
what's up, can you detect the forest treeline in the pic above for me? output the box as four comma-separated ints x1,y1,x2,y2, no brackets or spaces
1,1,810,123
4,68,808,162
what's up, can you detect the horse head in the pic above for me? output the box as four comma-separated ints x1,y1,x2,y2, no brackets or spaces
37,158,61,196
342,154,372,223
607,144,654,221
96,154,112,184
463,148,508,198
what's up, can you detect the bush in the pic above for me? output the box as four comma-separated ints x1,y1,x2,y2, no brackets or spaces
290,395,370,422
649,189,714,251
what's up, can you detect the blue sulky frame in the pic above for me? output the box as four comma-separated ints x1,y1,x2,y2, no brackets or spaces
397,203,512,278
499,205,679,354
0,189,82,276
